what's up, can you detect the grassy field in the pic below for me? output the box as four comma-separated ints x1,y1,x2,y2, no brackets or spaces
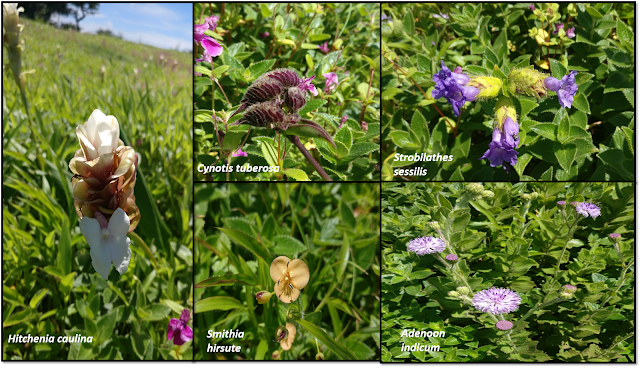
2,18,193,360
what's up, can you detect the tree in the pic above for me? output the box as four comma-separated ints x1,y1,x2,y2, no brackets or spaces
69,3,99,30
20,3,99,30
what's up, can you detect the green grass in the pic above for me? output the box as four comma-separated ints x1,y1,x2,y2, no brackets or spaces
3,19,193,360
194,183,381,360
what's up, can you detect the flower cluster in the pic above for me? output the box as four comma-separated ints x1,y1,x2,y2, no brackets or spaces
69,110,140,280
195,14,223,62
407,236,446,255
230,69,335,147
574,202,601,218
472,287,521,315
479,97,520,171
432,60,479,117
544,70,579,108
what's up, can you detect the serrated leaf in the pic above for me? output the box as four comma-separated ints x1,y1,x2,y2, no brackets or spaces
283,169,310,181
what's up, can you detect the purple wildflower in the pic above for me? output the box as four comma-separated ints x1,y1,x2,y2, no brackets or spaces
432,60,478,117
431,41,436,46
544,71,578,108
563,284,577,291
260,32,270,38
609,233,621,239
570,201,579,206
557,201,566,205
194,17,223,58
407,236,446,256
445,254,458,261
495,320,513,330
574,202,601,218
566,27,575,38
323,72,339,92
299,76,318,96
529,4,535,10
232,148,248,157
472,287,521,315
318,41,330,54
167,309,193,346
479,128,519,170
553,23,564,34
339,115,347,129
205,15,219,30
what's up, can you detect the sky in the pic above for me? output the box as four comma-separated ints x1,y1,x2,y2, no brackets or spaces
54,3,192,51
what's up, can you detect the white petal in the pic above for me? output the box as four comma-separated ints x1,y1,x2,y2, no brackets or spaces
96,115,120,156
76,126,98,160
106,234,131,275
86,109,107,145
80,217,111,280
105,208,132,275
108,208,130,236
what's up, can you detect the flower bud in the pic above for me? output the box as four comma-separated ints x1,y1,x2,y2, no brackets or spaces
521,193,531,200
495,320,513,330
507,67,548,98
275,325,289,342
562,284,577,294
447,291,461,298
608,233,622,244
557,201,566,207
429,221,441,230
445,254,458,261
530,192,539,200
283,87,307,112
482,190,495,199
271,350,281,360
494,96,518,132
255,291,273,304
241,101,285,129
467,76,502,99
456,286,471,295
315,352,325,360
465,183,485,194
559,291,573,299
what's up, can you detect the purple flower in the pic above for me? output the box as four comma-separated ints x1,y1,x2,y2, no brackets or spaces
168,309,193,346
299,76,318,96
194,20,223,58
445,254,458,261
495,320,513,330
232,148,248,157
563,284,577,291
432,60,478,117
205,15,219,30
553,23,564,34
544,70,578,108
575,202,600,218
570,201,579,206
407,236,446,255
260,32,270,38
339,115,347,129
472,287,521,315
196,50,213,63
479,128,519,170
529,4,535,10
323,72,339,92
502,117,520,149
557,201,566,205
318,41,330,54
609,233,621,239
566,27,575,38
432,13,449,20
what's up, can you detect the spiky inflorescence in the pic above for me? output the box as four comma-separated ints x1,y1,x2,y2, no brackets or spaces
284,87,307,112
241,68,301,105
265,68,301,87
472,287,521,315
240,101,286,129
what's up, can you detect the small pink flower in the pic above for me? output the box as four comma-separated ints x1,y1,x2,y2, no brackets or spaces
232,148,248,157
445,254,458,261
496,320,513,330
168,309,193,346
318,41,330,53
323,72,339,93
566,27,575,38
260,32,270,38
299,76,318,96
339,115,347,129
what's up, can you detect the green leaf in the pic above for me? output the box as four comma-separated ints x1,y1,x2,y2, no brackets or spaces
334,126,353,151
218,227,273,264
531,123,557,141
310,34,332,42
95,312,117,343
557,116,570,143
549,58,567,79
196,296,244,313
29,288,49,309
299,99,327,116
294,319,357,360
272,235,307,256
337,142,379,165
390,131,420,151
572,93,590,114
196,274,258,288
260,141,279,168
283,169,310,181
247,59,276,80
254,339,268,360
211,65,230,78
58,215,71,275
403,10,415,35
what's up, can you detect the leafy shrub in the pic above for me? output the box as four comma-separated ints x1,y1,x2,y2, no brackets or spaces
195,183,380,360
382,182,634,362
2,18,193,360
381,3,635,181
194,3,381,181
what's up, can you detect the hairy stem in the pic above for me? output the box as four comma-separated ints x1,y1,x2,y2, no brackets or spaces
287,135,332,181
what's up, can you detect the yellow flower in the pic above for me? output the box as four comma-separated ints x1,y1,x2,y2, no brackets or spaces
270,256,309,303
278,323,296,351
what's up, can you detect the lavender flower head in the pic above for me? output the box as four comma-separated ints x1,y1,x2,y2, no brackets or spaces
472,287,521,315
609,233,621,239
574,202,601,218
553,23,564,34
407,236,446,256
495,320,513,330
566,27,575,38
445,254,458,261
557,201,566,205
544,71,578,108
432,60,479,117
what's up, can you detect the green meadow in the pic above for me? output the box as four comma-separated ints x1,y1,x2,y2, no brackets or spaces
3,18,193,360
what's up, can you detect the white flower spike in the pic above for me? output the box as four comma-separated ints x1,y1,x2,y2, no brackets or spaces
80,207,132,280
76,109,120,161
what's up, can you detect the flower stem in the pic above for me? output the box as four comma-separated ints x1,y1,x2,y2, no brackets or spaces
287,135,332,181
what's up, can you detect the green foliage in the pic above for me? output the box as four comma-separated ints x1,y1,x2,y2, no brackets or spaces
3,19,192,360
195,183,380,360
382,3,635,181
382,182,635,362
194,3,380,181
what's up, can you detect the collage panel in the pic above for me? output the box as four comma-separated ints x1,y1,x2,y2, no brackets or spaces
193,183,380,360
2,3,194,360
381,3,635,181
381,182,635,362
194,3,381,182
